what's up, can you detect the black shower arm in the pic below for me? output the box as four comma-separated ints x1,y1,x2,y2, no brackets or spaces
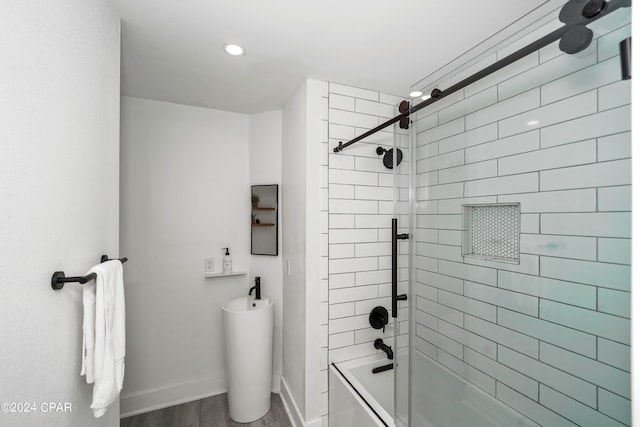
333,0,631,154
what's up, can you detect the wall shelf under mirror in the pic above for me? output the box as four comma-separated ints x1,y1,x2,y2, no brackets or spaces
204,271,247,278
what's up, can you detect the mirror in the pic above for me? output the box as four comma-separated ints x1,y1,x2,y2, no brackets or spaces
251,184,278,256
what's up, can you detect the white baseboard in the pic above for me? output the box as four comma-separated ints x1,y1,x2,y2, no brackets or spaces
121,371,282,419
279,377,323,427
306,416,323,427
280,377,304,427
119,377,226,418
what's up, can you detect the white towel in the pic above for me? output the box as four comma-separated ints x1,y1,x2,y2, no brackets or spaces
81,260,126,418
81,277,96,383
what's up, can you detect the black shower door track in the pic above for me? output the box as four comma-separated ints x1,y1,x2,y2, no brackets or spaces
332,0,630,154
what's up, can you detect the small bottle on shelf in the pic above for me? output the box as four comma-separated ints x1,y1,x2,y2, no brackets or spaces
222,247,232,274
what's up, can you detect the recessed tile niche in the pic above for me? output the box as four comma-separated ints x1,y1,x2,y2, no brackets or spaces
462,203,521,264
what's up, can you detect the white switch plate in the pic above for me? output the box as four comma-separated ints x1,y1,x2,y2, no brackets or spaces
205,257,215,273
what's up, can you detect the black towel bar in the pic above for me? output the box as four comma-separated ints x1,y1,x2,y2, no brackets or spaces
51,255,127,290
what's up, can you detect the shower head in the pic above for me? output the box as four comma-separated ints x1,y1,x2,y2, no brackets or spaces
376,147,403,169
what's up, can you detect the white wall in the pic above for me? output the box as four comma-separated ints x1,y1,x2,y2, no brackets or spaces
249,110,284,390
119,97,251,415
282,82,309,422
0,1,121,425
281,79,325,427
304,79,324,427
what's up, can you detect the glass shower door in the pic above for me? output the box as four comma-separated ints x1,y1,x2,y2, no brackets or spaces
392,118,411,427
407,3,631,427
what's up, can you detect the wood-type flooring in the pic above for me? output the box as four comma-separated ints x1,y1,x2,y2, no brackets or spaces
120,393,292,427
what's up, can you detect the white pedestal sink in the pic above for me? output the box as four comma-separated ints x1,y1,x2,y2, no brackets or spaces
222,296,274,423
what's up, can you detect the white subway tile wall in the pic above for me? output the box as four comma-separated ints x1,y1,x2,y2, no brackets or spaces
319,81,329,426
326,82,409,375
410,7,631,426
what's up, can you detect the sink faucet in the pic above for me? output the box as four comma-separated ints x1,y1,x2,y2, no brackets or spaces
374,338,393,360
249,276,261,300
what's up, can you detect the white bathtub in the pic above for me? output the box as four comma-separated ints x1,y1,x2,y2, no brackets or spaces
330,351,536,427
330,353,405,427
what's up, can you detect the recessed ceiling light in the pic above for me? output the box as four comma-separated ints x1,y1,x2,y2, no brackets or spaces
527,120,539,126
409,91,423,97
223,43,245,56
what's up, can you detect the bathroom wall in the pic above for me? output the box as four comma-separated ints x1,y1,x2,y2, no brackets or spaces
281,79,324,427
281,79,408,427
119,97,253,415
321,82,410,427
318,82,330,427
249,110,284,390
326,83,409,368
281,82,309,423
0,0,121,426
411,8,631,426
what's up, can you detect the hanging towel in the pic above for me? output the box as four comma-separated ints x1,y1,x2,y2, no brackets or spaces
81,260,125,418
81,275,96,383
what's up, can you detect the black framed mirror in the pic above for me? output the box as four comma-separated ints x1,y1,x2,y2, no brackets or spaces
251,184,278,256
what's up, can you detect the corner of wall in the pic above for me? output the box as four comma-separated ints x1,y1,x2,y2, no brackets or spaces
303,78,326,423
281,80,310,419
280,78,328,426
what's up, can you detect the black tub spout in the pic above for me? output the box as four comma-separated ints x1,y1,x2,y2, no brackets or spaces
374,338,393,360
